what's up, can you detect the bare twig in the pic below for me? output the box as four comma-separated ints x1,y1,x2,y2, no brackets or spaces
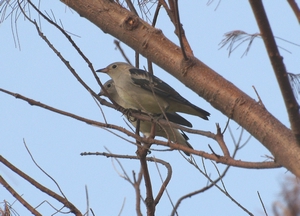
252,85,265,108
257,191,268,216
85,185,90,216
173,0,188,60
114,40,132,65
17,0,112,125
105,147,144,215
118,198,126,216
0,176,42,216
287,0,300,23
171,158,231,216
125,0,138,15
207,0,222,11
210,162,253,215
215,123,230,157
133,168,143,216
152,1,161,27
153,158,172,205
23,139,68,200
0,155,82,215
82,152,173,215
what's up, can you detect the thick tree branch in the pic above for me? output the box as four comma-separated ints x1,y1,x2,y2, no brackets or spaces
59,0,300,176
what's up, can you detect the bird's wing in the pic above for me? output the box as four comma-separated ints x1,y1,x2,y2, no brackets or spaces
129,68,210,118
164,112,192,127
129,68,191,104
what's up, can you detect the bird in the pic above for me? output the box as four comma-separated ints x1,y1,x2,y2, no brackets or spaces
96,62,210,120
100,78,193,127
99,79,194,156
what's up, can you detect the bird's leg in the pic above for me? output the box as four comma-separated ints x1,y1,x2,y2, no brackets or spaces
149,113,165,122
149,122,156,139
124,108,138,122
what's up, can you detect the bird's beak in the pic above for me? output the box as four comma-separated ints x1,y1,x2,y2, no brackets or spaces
98,87,109,97
96,68,109,73
98,91,103,96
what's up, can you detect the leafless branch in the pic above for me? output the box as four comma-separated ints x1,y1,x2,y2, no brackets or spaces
0,155,82,215
114,40,133,65
171,157,231,216
81,152,173,215
173,0,188,60
257,191,268,216
252,85,266,108
287,0,300,23
249,0,300,145
0,176,42,216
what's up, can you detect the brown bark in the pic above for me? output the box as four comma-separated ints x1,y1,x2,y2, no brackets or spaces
60,0,300,176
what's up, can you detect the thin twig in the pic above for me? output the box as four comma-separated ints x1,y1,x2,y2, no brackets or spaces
171,159,231,216
114,40,132,65
287,0,300,23
257,191,268,216
23,139,68,199
152,2,161,27
118,198,126,216
173,0,187,60
153,157,172,205
215,123,230,157
252,85,265,108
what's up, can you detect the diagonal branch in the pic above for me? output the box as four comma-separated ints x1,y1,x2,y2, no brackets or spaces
287,0,300,23
0,176,42,216
0,155,82,215
249,0,300,145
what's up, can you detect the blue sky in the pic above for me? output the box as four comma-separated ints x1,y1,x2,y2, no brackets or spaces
1,1,299,215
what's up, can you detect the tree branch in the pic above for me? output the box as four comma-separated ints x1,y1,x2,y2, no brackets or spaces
249,0,300,145
59,0,300,176
0,155,82,215
0,176,42,216
0,85,280,170
287,0,300,23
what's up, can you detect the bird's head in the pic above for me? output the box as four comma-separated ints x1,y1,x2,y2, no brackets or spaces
96,62,133,79
99,79,116,97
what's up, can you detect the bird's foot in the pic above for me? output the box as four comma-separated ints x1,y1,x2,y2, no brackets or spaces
123,108,139,122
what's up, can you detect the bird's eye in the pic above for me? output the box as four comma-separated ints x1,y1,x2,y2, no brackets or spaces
107,84,111,88
112,64,117,69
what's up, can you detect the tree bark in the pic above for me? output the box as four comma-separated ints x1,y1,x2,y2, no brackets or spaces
60,0,300,176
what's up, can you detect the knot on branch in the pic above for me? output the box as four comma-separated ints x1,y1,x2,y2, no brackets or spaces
180,57,196,76
123,15,139,31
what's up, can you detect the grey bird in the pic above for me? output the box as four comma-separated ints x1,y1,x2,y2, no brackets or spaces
99,79,194,155
97,62,210,120
96,62,210,120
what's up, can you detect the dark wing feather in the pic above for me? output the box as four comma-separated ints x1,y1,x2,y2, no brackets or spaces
129,68,210,118
130,68,189,102
165,112,192,127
